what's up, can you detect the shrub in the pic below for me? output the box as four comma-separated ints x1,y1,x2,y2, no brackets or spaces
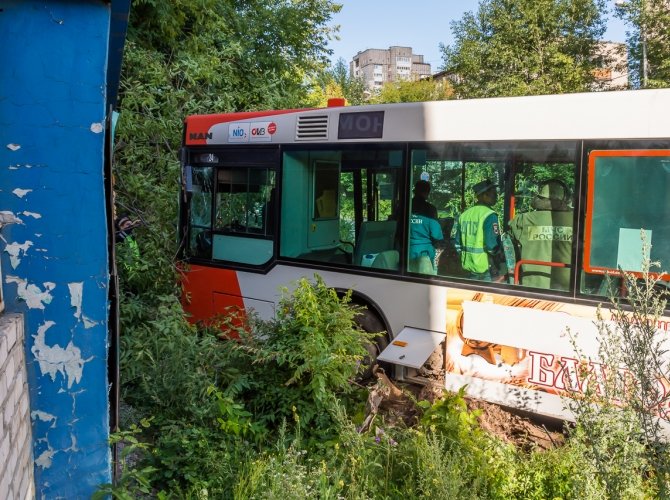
222,275,377,442
567,257,670,498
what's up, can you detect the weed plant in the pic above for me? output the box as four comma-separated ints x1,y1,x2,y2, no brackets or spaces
217,275,377,445
567,257,670,499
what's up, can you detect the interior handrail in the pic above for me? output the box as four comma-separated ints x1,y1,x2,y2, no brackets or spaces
514,259,569,285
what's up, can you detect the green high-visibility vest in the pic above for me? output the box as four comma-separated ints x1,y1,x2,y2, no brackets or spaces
459,205,494,273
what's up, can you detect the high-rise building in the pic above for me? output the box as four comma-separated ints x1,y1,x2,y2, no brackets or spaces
350,46,432,91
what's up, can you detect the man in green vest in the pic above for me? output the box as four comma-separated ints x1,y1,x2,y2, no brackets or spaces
456,179,503,281
509,179,573,290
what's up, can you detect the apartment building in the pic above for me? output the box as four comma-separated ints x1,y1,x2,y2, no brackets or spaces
350,46,432,91
593,41,628,89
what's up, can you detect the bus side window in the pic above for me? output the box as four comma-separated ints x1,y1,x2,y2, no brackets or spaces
211,167,276,266
280,148,401,270
408,146,506,280
509,166,576,292
581,150,670,296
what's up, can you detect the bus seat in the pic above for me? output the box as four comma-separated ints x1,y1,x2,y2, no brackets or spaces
354,220,397,266
371,250,399,270
409,255,435,275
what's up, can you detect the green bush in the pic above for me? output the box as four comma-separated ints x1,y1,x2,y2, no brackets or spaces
119,293,243,424
220,275,376,442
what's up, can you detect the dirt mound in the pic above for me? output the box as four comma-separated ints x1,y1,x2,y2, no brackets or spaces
363,367,565,451
467,399,565,451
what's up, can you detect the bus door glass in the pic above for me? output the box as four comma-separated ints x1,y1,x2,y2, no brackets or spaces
186,165,215,258
281,147,402,270
581,148,670,296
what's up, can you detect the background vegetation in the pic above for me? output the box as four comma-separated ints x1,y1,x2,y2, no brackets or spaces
110,0,670,497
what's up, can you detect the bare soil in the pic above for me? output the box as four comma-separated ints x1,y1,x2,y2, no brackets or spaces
466,399,565,451
363,365,566,451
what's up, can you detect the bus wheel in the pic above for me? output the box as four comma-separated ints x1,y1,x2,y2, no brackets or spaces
354,308,391,381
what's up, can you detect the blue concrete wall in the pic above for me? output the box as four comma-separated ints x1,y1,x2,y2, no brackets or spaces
0,2,112,497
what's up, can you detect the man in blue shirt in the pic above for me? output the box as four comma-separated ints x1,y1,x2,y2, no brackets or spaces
409,181,443,274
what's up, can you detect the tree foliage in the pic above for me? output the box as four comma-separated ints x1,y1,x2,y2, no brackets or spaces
615,0,670,88
369,78,454,104
308,58,367,106
441,0,608,98
114,0,341,296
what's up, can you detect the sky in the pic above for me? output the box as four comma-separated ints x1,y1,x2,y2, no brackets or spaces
327,0,629,69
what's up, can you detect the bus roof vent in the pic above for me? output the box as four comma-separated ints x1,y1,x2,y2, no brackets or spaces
296,114,329,141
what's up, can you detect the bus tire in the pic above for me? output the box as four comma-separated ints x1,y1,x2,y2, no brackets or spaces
354,308,391,381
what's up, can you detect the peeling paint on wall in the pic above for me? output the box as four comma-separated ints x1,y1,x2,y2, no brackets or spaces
8,164,37,170
35,448,55,469
31,410,57,428
5,276,55,309
68,282,99,328
90,122,103,133
21,211,41,219
12,188,32,198
0,211,23,226
31,321,90,389
6,143,21,151
4,240,33,268
69,282,83,319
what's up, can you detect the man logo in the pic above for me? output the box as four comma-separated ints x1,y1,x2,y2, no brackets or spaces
189,132,212,140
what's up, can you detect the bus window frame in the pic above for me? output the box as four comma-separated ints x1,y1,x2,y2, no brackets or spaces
583,148,670,282
407,140,580,292
278,142,410,272
180,145,280,272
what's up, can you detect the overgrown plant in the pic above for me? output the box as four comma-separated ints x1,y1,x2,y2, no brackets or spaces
567,255,670,498
94,420,164,500
223,275,378,441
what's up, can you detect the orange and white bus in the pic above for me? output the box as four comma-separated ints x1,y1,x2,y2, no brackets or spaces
179,89,670,422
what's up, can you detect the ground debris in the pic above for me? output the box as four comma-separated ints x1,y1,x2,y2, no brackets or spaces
359,365,418,432
361,366,565,451
467,399,565,451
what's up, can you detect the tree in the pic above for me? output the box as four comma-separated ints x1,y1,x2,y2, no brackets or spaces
615,0,670,88
369,78,454,104
441,0,608,98
114,0,341,295
308,58,367,107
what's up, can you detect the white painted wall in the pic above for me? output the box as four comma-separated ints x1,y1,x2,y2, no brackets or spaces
0,313,34,499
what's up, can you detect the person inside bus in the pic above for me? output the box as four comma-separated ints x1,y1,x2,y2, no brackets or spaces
509,179,573,290
411,180,438,219
455,179,504,282
409,180,443,274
